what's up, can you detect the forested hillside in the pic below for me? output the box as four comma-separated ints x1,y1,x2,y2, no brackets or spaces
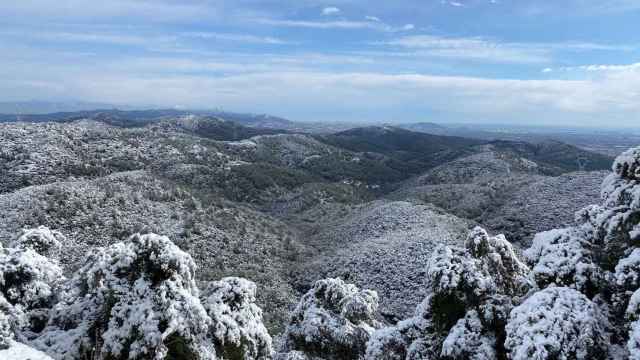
0,112,628,359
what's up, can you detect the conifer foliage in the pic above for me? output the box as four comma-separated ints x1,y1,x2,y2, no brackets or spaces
1,231,273,360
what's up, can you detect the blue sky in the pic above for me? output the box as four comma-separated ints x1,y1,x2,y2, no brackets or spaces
2,0,640,126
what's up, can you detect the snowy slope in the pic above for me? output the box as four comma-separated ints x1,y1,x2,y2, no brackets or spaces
295,200,472,321
389,145,606,245
0,342,53,360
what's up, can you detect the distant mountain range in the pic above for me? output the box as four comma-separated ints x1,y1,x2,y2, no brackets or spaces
0,105,296,130
3,105,637,155
158,115,288,141
397,121,640,157
0,100,138,114
1,105,634,160
0,107,615,175
395,122,449,134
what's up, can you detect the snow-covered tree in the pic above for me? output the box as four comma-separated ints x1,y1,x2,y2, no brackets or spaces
615,249,640,292
524,227,601,296
613,248,640,321
599,148,640,357
34,233,216,360
0,231,64,342
521,146,640,357
275,351,308,360
505,286,609,360
11,226,64,260
28,231,274,360
367,227,531,360
441,310,497,360
627,289,640,359
430,227,531,301
202,277,273,359
277,278,381,360
365,295,441,360
573,148,640,273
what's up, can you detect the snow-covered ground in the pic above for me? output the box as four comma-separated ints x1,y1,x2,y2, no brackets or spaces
0,342,54,360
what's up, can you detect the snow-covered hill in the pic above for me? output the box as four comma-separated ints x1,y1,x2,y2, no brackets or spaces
390,145,607,244
0,116,619,347
293,200,472,321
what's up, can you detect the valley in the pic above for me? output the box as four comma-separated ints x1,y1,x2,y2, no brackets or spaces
0,109,613,333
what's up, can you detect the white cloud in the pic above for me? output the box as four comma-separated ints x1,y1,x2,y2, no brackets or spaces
0,28,293,51
33,32,155,45
542,68,553,73
515,0,640,17
577,0,640,14
547,42,635,52
548,62,640,72
0,0,219,23
257,18,410,32
182,32,291,45
3,49,640,126
584,63,640,71
380,35,635,64
402,24,415,31
322,7,341,15
381,35,551,63
449,1,464,7
259,19,374,29
365,15,381,22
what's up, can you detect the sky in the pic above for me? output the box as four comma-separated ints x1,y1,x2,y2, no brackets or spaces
2,0,640,127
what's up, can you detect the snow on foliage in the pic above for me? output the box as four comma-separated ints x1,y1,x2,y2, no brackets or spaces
275,350,309,360
427,245,494,301
515,145,640,357
464,227,531,297
23,230,274,360
525,227,600,294
367,227,530,360
626,289,640,359
429,227,530,314
427,227,530,307
629,319,640,360
505,286,608,360
613,147,640,181
585,146,640,268
365,295,441,360
0,310,12,350
441,310,496,360
0,240,64,342
584,147,640,354
202,277,273,359
11,226,64,260
615,249,640,292
278,278,381,360
34,233,216,360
